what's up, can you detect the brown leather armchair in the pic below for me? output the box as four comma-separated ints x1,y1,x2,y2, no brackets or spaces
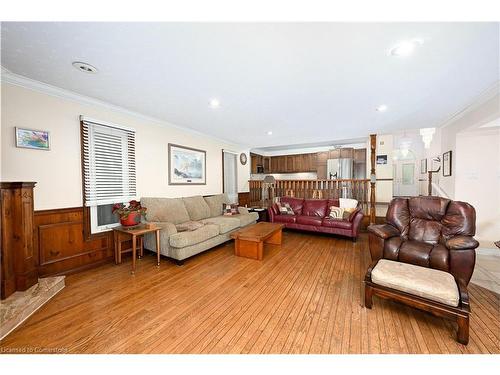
368,196,479,285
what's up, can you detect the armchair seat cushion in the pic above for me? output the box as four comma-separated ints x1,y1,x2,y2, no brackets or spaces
371,259,459,307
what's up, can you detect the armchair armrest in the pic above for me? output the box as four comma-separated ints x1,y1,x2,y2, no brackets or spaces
457,279,470,311
367,224,400,239
445,235,479,250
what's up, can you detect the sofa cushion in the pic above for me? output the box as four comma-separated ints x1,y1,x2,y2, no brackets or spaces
201,216,240,234
280,197,304,215
141,197,190,224
176,221,205,232
302,199,328,217
182,196,211,221
371,259,459,307
322,218,352,230
169,224,220,248
232,212,259,227
204,193,230,217
296,215,323,226
274,215,297,224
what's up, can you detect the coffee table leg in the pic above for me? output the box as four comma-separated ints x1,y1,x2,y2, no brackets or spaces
155,230,161,267
266,230,282,246
131,234,136,275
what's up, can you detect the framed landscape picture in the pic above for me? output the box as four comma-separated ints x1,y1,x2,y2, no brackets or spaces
420,158,427,174
168,143,206,185
15,127,50,150
443,151,452,177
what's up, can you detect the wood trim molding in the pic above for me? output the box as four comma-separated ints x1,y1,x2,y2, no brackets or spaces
369,134,376,225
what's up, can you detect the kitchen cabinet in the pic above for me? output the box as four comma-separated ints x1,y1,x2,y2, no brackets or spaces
263,157,271,173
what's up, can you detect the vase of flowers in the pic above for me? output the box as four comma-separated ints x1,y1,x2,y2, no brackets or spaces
112,200,147,227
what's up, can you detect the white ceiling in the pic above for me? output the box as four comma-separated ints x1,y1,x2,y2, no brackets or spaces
1,22,499,148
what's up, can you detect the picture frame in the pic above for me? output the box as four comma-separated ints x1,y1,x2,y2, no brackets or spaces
15,127,50,150
443,151,452,177
168,143,206,185
376,155,387,165
420,158,427,174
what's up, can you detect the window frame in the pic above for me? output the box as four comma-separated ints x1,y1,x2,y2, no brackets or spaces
80,117,136,238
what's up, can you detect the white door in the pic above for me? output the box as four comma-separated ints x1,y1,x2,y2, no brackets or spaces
393,161,418,197
223,150,238,203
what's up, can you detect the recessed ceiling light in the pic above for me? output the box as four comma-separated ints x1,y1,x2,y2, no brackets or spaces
209,98,220,108
376,105,388,112
389,39,423,57
72,61,98,74
267,131,273,135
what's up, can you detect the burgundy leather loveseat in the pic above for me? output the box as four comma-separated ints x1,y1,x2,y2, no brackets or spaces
268,197,364,240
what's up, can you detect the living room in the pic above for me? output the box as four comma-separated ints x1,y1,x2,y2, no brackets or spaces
1,1,499,372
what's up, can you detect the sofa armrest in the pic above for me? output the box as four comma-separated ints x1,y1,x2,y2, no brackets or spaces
147,221,177,235
268,204,279,222
351,210,364,237
367,224,400,239
445,235,479,250
238,206,249,215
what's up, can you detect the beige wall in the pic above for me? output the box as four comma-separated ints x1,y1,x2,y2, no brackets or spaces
455,127,500,246
1,83,250,210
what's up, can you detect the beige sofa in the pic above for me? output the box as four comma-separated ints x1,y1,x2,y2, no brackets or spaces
141,194,258,265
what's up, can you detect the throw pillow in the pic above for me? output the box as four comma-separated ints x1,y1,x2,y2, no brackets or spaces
329,206,345,219
223,203,239,216
339,198,358,209
277,202,295,215
176,221,205,232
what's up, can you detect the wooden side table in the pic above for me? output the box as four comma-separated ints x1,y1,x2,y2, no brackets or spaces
113,225,161,275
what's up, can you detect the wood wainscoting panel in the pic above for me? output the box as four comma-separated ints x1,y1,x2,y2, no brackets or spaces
34,207,114,276
238,192,250,207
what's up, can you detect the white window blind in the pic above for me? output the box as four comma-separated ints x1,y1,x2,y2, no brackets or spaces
81,117,136,207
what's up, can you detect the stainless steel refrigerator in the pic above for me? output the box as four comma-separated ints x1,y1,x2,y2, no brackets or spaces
327,157,354,198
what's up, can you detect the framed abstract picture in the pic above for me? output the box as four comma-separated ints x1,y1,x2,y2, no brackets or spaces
443,151,452,177
15,127,50,150
420,158,427,174
168,143,206,185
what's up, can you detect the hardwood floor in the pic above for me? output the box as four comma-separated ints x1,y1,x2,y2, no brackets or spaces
0,231,498,354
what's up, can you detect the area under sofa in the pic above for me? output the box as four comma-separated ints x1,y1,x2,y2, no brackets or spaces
141,194,259,264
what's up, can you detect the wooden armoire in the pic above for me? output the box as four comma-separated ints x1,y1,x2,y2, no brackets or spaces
0,182,39,299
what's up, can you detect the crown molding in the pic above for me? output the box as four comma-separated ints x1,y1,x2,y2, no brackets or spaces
438,80,500,129
1,67,246,148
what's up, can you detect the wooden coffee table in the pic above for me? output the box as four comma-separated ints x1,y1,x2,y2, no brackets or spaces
230,222,284,260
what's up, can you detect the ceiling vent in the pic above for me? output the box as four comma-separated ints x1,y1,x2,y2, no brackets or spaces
72,61,98,74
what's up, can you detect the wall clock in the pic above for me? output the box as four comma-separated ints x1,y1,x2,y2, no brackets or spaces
239,153,247,165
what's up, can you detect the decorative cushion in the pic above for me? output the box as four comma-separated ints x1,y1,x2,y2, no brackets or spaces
175,221,205,232
279,197,304,215
340,198,358,209
329,206,345,219
182,196,211,221
169,224,220,248
277,202,295,215
204,193,230,217
223,203,239,216
371,259,459,307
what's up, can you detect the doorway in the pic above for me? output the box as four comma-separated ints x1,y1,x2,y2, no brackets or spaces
393,150,418,197
222,150,238,203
